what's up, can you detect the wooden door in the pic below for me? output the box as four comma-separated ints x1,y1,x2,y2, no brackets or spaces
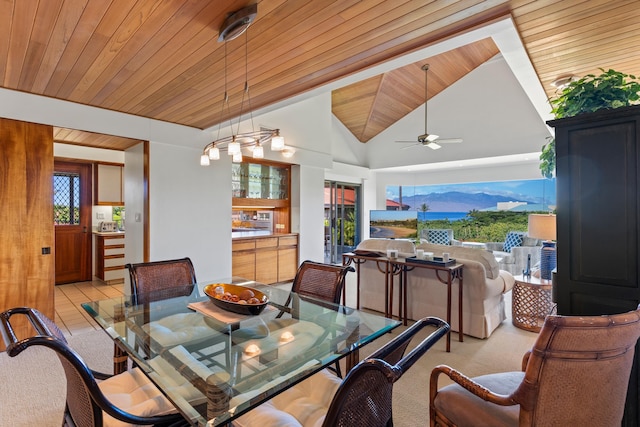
0,118,53,348
54,161,92,284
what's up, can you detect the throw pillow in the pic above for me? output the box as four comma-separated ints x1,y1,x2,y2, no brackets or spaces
503,231,525,253
428,229,451,245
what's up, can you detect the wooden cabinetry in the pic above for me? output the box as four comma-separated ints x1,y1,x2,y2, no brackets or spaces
95,233,126,284
0,118,54,349
232,159,291,233
548,104,640,426
94,162,124,205
232,234,298,284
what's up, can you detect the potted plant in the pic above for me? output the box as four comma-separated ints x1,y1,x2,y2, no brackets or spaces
540,69,640,177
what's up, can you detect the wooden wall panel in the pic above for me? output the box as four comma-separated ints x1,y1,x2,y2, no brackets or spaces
0,118,53,347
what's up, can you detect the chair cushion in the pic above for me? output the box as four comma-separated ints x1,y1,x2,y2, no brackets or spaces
503,232,525,253
433,371,523,427
99,367,177,427
233,369,342,427
143,312,216,347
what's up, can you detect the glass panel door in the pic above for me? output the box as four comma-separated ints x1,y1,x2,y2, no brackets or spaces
324,181,361,264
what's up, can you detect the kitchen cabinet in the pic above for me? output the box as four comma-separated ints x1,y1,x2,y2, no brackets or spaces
548,104,640,426
94,162,124,206
95,233,126,284
232,234,298,284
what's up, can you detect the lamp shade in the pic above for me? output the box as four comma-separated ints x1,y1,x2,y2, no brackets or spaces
528,214,556,241
528,214,557,280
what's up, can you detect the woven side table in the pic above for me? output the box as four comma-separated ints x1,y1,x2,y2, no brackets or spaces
512,274,554,332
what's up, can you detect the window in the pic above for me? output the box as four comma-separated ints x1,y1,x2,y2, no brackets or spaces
53,172,80,225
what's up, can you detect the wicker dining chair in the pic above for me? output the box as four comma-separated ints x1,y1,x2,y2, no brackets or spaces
430,306,640,427
126,257,197,304
290,260,355,305
279,260,355,377
125,257,228,368
0,307,187,427
233,316,450,427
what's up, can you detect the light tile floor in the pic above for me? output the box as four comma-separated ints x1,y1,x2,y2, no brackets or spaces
54,280,125,337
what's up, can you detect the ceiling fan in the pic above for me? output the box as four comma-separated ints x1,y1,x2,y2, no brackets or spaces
396,64,463,150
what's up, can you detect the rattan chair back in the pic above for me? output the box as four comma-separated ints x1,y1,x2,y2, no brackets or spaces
126,257,197,304
291,260,354,304
516,308,640,426
323,317,450,427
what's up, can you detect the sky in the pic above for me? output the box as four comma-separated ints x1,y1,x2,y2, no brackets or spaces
386,178,556,203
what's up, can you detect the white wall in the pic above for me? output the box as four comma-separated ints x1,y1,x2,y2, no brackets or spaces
124,143,145,268
295,165,326,263
148,142,232,283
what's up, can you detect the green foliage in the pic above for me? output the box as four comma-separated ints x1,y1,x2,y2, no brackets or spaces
421,210,539,243
550,69,640,119
340,211,357,246
539,137,555,179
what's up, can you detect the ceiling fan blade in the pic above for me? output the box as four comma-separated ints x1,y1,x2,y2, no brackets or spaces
401,143,421,150
427,142,442,150
395,140,419,143
438,138,463,144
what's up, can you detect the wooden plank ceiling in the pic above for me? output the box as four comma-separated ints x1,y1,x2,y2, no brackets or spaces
1,0,640,150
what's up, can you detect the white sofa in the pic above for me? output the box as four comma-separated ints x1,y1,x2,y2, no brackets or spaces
355,239,515,339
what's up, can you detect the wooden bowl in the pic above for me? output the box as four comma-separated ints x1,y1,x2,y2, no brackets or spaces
203,283,269,315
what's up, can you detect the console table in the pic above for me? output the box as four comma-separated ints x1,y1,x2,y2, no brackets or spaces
342,252,391,313
388,257,463,352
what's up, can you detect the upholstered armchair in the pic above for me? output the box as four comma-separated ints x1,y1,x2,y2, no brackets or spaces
430,306,640,426
485,232,541,275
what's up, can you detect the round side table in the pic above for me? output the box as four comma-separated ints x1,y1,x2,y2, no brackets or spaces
512,274,554,332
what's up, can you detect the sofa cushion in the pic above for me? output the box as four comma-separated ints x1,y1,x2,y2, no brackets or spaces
356,238,416,257
416,242,500,280
503,231,525,253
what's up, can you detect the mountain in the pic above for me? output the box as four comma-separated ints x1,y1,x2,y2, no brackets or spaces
396,191,537,212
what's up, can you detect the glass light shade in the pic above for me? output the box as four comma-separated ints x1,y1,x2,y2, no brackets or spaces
228,141,241,155
208,146,220,160
200,154,210,166
281,146,295,158
252,143,264,158
271,133,284,151
232,151,243,163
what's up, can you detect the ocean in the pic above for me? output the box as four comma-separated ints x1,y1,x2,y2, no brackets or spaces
421,211,469,221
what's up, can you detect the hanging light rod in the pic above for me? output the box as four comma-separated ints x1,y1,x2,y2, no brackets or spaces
201,4,290,166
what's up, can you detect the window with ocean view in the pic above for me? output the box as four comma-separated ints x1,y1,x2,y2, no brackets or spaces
386,178,556,217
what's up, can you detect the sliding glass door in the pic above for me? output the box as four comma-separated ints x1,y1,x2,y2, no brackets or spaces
324,181,361,264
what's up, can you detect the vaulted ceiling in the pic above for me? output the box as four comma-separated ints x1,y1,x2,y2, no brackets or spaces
1,0,639,150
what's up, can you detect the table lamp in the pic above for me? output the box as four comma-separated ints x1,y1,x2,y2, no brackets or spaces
528,214,556,280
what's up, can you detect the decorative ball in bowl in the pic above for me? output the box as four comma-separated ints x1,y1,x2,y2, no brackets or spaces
203,283,269,315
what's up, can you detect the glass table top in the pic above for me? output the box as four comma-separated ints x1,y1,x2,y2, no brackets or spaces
82,277,400,426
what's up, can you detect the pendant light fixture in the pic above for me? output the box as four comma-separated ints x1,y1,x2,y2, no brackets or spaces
200,4,287,165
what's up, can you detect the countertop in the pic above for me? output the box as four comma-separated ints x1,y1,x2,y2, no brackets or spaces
93,231,125,236
232,232,297,240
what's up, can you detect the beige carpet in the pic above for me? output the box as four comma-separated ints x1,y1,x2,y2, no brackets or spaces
0,294,537,426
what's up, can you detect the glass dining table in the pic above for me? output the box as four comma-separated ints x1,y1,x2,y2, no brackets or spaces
82,277,400,426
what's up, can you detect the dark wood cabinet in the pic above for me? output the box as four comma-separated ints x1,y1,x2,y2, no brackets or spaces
548,104,640,426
